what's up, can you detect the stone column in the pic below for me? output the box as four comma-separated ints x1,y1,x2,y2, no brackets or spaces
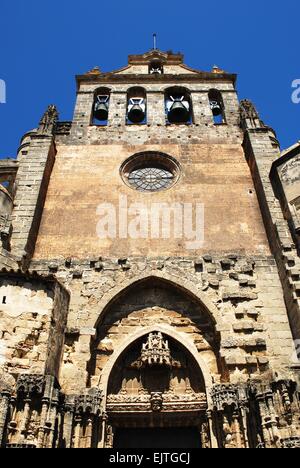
98,412,108,448
84,416,93,448
37,397,50,448
7,396,17,444
46,396,59,449
0,391,10,446
62,399,75,449
73,415,82,449
256,392,272,448
233,411,243,448
265,390,281,448
240,404,250,448
18,398,31,443
206,409,218,448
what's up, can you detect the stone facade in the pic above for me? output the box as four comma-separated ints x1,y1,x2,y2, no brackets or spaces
0,49,299,448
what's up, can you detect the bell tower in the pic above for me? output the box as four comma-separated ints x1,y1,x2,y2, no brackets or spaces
0,49,300,449
70,49,240,139
32,49,269,259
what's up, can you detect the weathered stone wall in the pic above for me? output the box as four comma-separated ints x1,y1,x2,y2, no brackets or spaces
33,142,270,259
0,52,299,449
0,276,54,375
44,281,70,379
278,154,300,202
28,255,295,395
243,124,300,341
11,133,56,260
69,81,239,144
0,274,69,379
32,75,270,260
271,147,300,248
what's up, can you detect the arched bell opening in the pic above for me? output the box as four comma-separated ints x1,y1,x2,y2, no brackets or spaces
208,89,226,125
104,332,210,448
92,87,111,126
165,87,193,125
126,87,147,125
149,59,164,75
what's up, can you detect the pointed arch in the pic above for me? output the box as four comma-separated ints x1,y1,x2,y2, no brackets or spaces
89,270,224,330
99,324,214,407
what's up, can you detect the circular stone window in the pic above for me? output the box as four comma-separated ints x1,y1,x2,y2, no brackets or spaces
121,152,181,192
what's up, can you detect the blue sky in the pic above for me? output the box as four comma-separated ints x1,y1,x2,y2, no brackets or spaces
0,0,299,157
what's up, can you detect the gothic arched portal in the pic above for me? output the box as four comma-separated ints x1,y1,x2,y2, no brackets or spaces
103,331,212,449
87,275,223,392
87,275,222,448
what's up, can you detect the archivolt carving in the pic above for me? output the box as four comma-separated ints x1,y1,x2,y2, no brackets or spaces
90,272,224,329
89,275,221,400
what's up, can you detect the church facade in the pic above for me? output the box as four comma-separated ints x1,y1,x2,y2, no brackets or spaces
0,49,300,448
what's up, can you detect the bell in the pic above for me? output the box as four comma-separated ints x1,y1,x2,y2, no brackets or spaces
128,104,145,123
210,100,222,117
150,67,162,75
94,95,109,121
127,98,146,123
94,102,108,121
168,101,190,123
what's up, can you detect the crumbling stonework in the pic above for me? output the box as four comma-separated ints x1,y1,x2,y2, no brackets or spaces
0,49,299,448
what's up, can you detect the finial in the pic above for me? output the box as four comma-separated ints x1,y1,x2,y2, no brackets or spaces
38,105,58,135
212,65,225,74
153,33,157,50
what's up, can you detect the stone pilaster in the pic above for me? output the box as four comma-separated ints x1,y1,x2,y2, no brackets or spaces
70,90,93,140
0,391,10,446
10,106,58,264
